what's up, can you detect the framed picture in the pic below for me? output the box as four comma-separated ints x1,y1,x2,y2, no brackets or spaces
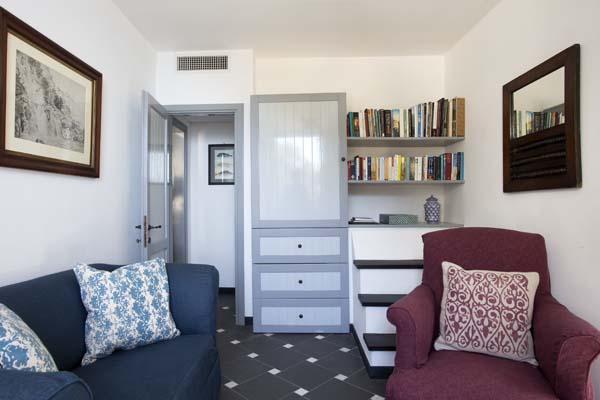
208,144,234,185
0,8,102,177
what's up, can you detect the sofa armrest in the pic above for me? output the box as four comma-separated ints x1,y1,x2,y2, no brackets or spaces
533,294,600,400
167,263,219,335
0,370,91,400
386,284,436,369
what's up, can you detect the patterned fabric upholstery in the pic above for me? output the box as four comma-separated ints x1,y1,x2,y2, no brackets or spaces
434,262,539,365
0,303,57,372
73,259,180,366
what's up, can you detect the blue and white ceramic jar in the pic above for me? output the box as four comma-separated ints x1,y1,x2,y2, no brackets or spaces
424,195,441,224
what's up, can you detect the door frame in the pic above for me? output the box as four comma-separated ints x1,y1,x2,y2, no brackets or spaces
165,103,245,326
171,117,189,264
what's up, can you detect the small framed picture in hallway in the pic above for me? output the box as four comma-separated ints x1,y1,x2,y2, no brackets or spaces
208,144,234,185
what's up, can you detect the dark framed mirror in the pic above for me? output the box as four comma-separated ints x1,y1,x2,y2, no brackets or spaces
502,44,580,192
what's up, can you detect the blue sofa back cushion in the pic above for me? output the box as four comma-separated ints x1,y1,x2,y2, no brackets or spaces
0,303,58,372
0,269,87,371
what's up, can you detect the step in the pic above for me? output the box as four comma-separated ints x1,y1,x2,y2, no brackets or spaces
358,294,405,307
351,325,395,379
354,259,424,269
363,333,396,351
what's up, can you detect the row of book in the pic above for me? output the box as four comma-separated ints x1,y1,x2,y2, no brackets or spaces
346,97,465,138
512,109,565,138
348,152,464,182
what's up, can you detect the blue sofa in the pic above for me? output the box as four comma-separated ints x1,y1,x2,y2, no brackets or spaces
0,263,221,400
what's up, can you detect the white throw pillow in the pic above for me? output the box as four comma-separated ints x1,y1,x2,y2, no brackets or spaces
73,259,180,365
434,261,539,365
0,303,57,372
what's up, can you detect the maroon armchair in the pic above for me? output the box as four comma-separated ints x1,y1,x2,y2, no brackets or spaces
386,228,600,400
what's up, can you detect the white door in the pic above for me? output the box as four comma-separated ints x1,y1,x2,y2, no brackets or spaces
140,92,171,261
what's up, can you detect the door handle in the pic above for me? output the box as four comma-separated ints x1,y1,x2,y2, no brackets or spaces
148,225,162,231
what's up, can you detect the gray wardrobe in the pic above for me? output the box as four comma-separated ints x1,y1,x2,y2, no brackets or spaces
251,93,349,333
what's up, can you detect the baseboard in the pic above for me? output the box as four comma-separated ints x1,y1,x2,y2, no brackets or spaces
219,287,235,294
350,324,394,379
244,317,253,326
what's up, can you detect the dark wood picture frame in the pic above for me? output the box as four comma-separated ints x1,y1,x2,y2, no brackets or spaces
502,44,580,192
0,8,102,177
208,144,234,185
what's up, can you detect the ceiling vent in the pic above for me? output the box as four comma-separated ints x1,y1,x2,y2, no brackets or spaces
177,55,228,71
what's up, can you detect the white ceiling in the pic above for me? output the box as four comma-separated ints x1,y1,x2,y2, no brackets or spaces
113,0,500,57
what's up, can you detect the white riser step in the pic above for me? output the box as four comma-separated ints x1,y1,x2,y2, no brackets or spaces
364,307,395,333
359,268,422,294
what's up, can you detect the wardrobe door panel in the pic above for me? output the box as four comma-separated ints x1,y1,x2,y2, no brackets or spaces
252,94,347,228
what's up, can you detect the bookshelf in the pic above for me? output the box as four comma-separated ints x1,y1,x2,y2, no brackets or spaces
349,222,464,228
348,180,464,185
346,98,466,227
347,137,463,148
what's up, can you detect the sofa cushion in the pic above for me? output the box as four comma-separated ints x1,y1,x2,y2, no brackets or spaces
73,334,219,400
386,350,557,400
0,303,57,372
74,259,180,365
0,270,87,371
434,262,539,365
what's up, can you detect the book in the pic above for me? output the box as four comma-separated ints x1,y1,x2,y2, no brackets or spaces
455,97,465,137
349,217,377,224
384,109,392,137
392,109,400,137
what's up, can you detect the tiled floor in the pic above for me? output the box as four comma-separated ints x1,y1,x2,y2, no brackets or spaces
217,293,388,400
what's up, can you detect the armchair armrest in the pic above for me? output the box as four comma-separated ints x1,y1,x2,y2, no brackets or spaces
386,284,436,369
167,263,219,335
533,294,600,400
0,370,91,400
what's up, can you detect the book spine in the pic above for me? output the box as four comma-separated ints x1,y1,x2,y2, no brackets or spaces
352,112,360,137
392,109,400,137
384,110,392,137
445,153,452,181
455,97,465,137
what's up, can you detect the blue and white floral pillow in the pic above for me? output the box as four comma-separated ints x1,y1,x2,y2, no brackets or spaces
0,303,58,372
74,258,180,365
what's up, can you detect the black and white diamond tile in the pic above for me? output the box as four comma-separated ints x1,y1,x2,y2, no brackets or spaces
217,293,388,400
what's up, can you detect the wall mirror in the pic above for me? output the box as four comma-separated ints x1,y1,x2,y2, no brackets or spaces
503,44,580,192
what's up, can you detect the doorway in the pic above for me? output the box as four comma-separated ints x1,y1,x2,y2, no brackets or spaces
167,104,245,326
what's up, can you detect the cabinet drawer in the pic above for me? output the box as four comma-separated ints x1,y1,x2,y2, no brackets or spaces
254,264,348,299
253,298,349,333
253,228,348,263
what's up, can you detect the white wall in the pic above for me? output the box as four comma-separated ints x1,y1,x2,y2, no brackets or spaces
0,0,156,285
156,49,255,315
188,121,235,287
256,56,450,223
444,0,600,390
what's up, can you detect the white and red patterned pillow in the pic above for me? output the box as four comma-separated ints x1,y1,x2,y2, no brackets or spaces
434,261,539,365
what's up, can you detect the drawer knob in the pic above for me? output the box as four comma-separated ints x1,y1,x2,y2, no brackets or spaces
297,244,302,249
298,314,304,319
298,280,303,284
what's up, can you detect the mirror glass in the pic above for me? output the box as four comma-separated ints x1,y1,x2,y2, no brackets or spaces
511,67,565,139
